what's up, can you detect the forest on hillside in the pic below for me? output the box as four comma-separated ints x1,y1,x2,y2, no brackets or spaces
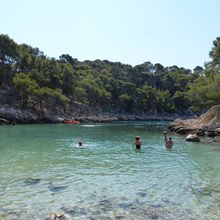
0,34,220,119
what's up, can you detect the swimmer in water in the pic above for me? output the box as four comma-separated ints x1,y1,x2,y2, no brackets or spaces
78,140,83,147
134,136,142,149
163,131,173,148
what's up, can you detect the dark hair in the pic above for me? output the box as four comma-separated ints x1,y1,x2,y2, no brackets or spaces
169,137,172,140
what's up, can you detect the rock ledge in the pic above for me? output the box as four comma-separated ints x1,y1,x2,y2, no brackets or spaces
168,105,220,137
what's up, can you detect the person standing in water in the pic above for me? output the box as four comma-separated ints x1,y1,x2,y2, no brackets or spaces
163,131,173,148
134,136,142,149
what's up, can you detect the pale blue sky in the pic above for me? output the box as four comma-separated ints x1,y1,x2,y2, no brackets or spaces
1,0,219,69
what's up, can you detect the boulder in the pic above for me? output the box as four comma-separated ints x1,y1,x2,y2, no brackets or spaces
185,134,200,142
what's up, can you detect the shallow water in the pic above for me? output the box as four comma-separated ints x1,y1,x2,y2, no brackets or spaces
0,121,220,219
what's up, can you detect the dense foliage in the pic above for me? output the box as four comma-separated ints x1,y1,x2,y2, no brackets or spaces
0,34,219,115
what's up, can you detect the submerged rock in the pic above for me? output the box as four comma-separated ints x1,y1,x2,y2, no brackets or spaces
48,182,68,192
24,177,41,185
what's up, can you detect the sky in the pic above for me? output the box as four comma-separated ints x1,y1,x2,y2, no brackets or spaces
1,0,220,70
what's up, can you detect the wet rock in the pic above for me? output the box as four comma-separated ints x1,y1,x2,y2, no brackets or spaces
185,134,200,142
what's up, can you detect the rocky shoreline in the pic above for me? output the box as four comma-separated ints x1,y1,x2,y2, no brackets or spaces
167,105,220,140
0,104,182,125
2,103,220,140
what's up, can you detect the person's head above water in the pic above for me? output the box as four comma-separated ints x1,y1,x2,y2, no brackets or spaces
169,137,172,140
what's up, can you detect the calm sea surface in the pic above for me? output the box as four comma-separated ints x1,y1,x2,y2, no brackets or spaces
0,121,220,220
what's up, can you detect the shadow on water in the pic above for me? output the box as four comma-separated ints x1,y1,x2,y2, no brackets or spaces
24,177,41,185
23,177,69,194
48,182,68,192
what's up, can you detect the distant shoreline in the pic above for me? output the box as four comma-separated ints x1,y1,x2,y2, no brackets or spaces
0,108,191,125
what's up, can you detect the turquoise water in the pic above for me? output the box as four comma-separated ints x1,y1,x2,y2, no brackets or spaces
0,121,220,220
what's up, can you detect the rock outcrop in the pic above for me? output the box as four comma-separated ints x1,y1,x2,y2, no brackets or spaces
0,105,38,123
0,102,178,124
168,105,220,136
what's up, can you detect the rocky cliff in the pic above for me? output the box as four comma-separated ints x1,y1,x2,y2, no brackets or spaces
0,87,190,125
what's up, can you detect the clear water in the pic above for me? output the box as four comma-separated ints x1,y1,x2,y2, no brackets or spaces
0,121,220,220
